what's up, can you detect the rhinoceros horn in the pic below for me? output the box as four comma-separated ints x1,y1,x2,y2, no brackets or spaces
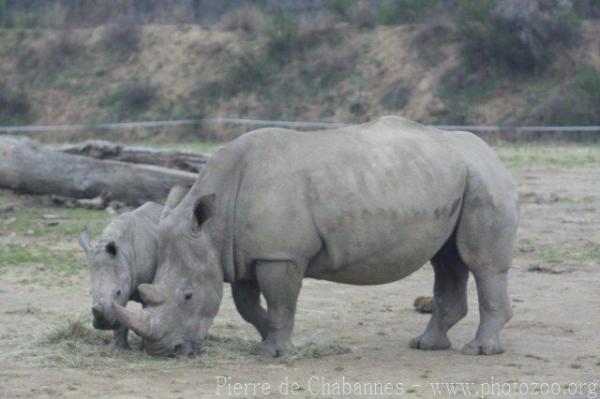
161,185,190,220
78,230,93,260
113,304,155,339
138,284,165,306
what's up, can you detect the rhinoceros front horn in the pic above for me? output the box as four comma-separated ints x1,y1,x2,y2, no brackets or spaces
113,304,156,339
138,284,165,306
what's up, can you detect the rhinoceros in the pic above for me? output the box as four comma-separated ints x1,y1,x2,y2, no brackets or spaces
79,186,189,348
114,116,519,358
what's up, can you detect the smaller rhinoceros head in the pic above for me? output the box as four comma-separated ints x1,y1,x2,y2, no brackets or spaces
80,231,132,330
113,192,223,358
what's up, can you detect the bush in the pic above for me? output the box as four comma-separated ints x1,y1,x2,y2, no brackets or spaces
573,0,600,19
380,83,411,111
327,0,377,28
17,31,83,73
101,16,140,55
458,0,580,73
100,80,158,120
222,51,271,95
219,4,268,34
376,0,440,25
266,12,339,64
299,43,358,87
0,0,5,28
528,66,600,125
0,82,31,124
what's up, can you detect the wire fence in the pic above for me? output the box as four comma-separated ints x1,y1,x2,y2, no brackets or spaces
1,117,600,135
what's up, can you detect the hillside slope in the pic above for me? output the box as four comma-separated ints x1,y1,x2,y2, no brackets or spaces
0,19,599,139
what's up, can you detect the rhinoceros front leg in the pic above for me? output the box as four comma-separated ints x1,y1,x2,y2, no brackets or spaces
231,280,269,340
410,237,469,350
110,325,131,350
251,261,302,357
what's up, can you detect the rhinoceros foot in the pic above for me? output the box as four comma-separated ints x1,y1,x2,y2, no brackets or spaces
251,340,294,358
409,333,451,351
109,327,131,350
461,337,504,356
110,338,131,350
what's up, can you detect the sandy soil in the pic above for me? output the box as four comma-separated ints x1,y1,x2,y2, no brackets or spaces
0,162,599,399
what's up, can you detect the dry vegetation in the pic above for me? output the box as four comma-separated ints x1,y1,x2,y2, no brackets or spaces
0,0,598,141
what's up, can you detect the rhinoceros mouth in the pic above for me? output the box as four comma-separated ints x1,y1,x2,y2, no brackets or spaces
142,338,201,358
93,317,120,330
168,340,202,358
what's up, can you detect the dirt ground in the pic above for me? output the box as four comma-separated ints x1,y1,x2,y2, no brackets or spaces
0,143,599,398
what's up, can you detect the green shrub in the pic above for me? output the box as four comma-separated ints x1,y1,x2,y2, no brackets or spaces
327,0,376,28
458,0,580,73
99,80,158,120
380,83,411,111
0,0,5,28
0,82,31,125
266,11,301,63
266,12,339,64
219,4,267,34
101,16,140,56
577,65,600,105
527,66,600,125
222,51,271,95
376,0,439,25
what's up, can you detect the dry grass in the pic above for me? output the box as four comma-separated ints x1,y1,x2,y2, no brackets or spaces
495,142,600,168
0,314,355,372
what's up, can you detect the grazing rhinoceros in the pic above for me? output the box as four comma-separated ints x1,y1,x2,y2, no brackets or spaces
114,116,519,358
79,186,189,349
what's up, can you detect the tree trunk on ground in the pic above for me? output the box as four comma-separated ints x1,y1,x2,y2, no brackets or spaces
0,136,197,205
58,140,210,173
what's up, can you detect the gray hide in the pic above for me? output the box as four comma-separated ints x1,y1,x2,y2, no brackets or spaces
79,185,189,348
114,116,519,358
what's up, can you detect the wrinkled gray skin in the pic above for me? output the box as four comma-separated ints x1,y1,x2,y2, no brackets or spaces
115,116,519,358
79,186,188,349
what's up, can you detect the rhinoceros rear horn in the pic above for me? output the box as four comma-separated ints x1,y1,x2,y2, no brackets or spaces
78,230,93,259
138,284,165,306
113,304,156,339
161,185,190,220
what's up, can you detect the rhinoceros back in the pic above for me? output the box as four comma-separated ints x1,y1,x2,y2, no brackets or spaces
231,117,471,284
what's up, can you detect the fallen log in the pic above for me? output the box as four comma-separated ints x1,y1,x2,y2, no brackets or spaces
0,136,197,205
58,140,210,173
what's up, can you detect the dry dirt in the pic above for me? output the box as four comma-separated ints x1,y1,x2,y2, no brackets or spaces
0,149,599,398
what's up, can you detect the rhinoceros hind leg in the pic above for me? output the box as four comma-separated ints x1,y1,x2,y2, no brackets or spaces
456,176,518,356
252,260,303,357
110,326,131,350
460,270,511,355
232,279,269,340
410,235,468,351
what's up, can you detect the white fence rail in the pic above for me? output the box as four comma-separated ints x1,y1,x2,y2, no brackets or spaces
1,118,600,134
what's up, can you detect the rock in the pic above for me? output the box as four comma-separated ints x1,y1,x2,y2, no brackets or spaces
413,296,433,313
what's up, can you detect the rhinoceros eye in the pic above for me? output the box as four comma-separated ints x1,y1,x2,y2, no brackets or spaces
184,293,192,300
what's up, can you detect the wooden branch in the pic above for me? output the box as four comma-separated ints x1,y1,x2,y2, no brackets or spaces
0,136,197,205
58,140,210,173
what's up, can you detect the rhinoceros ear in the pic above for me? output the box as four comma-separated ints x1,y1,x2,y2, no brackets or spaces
78,230,93,260
161,185,190,221
193,193,216,229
